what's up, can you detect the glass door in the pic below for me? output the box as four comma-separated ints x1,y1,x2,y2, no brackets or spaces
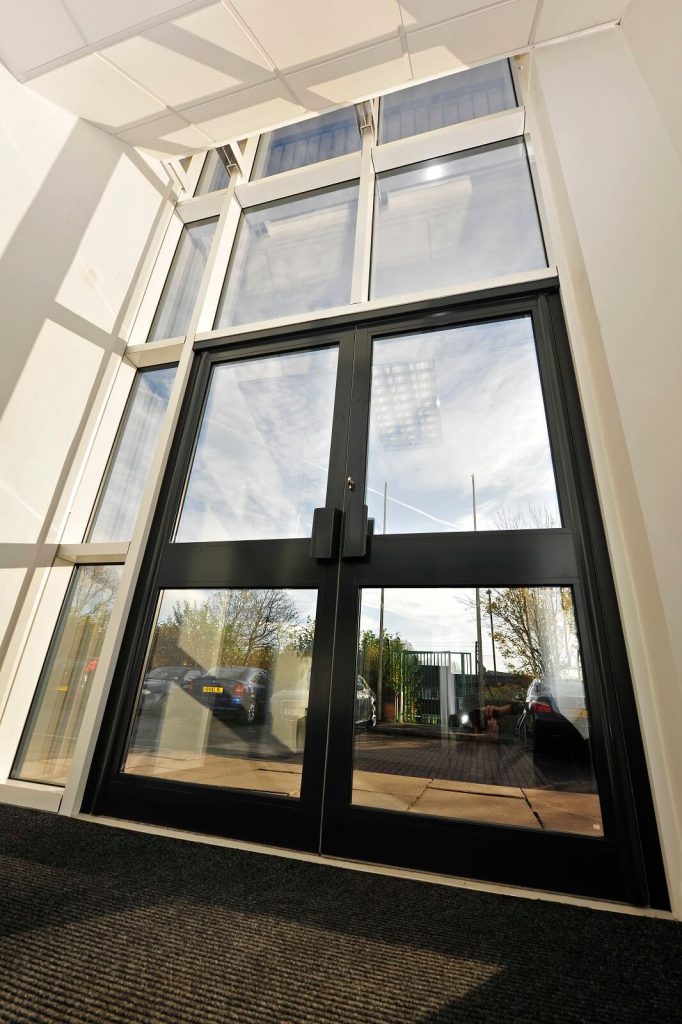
90,331,354,851
318,297,657,904
89,291,664,905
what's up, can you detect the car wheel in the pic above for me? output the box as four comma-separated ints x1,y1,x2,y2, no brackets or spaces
366,700,377,730
242,702,257,725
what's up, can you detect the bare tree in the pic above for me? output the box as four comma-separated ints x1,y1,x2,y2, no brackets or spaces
152,589,301,670
488,586,579,681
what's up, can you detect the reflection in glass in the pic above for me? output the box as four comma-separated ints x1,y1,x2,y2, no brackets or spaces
379,60,516,144
370,140,546,301
89,367,176,542
353,587,603,837
253,107,361,179
11,565,123,786
214,183,358,328
195,150,230,195
148,218,217,341
366,317,560,534
175,346,338,542
124,588,318,798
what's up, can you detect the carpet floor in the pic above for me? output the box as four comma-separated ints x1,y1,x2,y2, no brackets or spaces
0,804,680,1024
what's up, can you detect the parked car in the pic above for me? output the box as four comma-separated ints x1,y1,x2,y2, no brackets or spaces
355,675,378,730
189,666,271,724
521,677,590,756
139,665,203,715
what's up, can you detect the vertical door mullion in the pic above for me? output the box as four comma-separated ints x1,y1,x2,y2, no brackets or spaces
301,327,357,825
320,324,374,839
324,330,358,513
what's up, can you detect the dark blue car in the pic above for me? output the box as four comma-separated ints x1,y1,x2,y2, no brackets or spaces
189,666,270,724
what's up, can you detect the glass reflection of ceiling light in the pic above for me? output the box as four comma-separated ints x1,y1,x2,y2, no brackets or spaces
384,176,472,212
372,360,442,449
422,162,448,182
256,205,349,239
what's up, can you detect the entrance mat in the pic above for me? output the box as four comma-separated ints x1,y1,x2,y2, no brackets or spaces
0,804,679,1024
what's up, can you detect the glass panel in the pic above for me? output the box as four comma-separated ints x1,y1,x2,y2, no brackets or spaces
253,107,361,179
366,317,560,534
11,565,123,786
123,588,318,798
175,346,338,542
148,218,217,342
370,140,546,301
379,60,516,144
214,183,358,329
88,367,176,542
194,150,230,195
353,587,603,838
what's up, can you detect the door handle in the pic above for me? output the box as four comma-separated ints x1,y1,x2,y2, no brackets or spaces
342,504,371,559
310,507,342,560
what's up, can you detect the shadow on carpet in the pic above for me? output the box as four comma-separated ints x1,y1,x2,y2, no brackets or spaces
0,805,680,1024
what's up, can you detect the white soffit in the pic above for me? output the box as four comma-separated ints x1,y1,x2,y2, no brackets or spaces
4,0,630,158
104,4,274,110
0,0,85,77
532,0,630,45
406,0,537,79
229,0,401,69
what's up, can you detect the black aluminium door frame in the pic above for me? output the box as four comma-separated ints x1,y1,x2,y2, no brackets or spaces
318,291,667,906
86,326,357,853
85,282,668,908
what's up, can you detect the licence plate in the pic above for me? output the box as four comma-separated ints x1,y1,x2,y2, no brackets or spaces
575,709,589,718
203,685,224,694
283,702,305,719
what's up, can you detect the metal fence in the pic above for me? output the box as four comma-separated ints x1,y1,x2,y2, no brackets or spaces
395,650,474,726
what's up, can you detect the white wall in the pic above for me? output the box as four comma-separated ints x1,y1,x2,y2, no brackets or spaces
0,63,172,694
525,25,682,915
622,0,682,164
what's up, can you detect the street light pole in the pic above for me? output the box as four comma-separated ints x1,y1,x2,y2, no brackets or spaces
376,481,387,722
472,476,485,702
487,588,497,689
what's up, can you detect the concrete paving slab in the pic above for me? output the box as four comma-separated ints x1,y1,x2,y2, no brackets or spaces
428,778,525,799
352,789,414,812
352,769,431,801
410,787,542,828
523,788,603,837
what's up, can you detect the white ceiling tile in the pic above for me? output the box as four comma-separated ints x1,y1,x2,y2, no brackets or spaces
533,0,628,43
117,112,213,156
180,79,304,143
230,0,400,69
27,53,168,131
0,0,86,77
399,1,506,31
62,0,212,44
164,2,273,68
407,0,536,79
286,38,409,110
104,4,273,108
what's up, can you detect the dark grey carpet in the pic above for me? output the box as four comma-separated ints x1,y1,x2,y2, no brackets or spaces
0,805,679,1024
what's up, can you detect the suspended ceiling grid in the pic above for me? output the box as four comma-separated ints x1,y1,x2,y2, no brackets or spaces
0,0,630,156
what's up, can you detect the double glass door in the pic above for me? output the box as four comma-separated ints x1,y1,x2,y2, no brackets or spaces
90,289,661,904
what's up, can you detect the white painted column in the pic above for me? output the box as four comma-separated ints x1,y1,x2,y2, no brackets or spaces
523,23,682,916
